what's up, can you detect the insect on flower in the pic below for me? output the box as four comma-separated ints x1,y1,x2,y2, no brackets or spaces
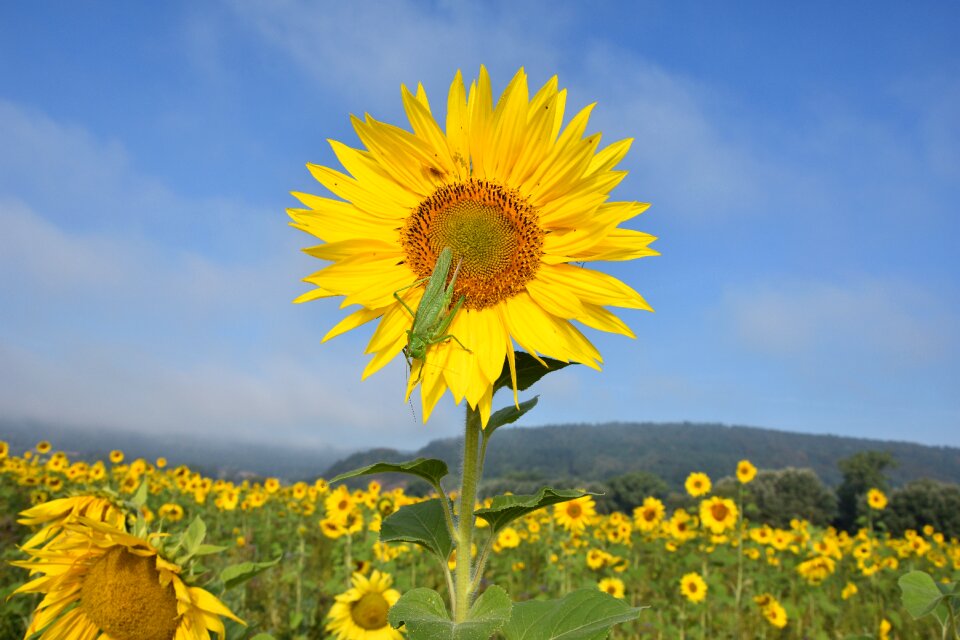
394,246,471,381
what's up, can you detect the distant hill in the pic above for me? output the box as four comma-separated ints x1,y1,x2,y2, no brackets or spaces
0,419,346,481
324,422,960,490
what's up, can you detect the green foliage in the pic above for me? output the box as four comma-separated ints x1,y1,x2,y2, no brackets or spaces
474,488,590,534
882,479,960,537
602,471,668,512
219,555,283,591
899,570,959,634
387,585,512,640
501,589,644,640
380,499,453,561
747,468,837,527
330,457,449,492
407,423,960,496
836,450,896,531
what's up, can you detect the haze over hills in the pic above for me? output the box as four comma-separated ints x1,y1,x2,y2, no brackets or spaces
5,419,959,489
325,422,960,490
0,419,346,480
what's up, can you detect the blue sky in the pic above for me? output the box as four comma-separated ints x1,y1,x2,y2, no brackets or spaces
1,1,957,451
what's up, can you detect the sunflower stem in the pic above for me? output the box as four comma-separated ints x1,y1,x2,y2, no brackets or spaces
453,404,482,623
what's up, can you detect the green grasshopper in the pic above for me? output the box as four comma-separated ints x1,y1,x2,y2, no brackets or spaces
394,247,472,379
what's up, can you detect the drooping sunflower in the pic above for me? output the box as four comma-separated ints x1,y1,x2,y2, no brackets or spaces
326,570,403,640
12,517,243,640
290,66,656,423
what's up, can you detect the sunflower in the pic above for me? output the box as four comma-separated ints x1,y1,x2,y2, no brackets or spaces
632,496,665,532
36,440,52,454
109,449,125,464
684,472,711,497
699,496,738,534
290,66,656,423
754,594,788,628
736,459,757,484
866,488,888,510
598,577,625,599
326,570,403,640
679,572,707,603
12,517,243,640
553,495,597,533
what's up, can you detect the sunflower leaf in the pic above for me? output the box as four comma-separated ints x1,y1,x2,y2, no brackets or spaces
330,457,449,490
220,555,283,591
494,352,572,396
474,488,591,535
485,396,539,437
501,589,644,640
182,516,207,554
380,499,453,561
899,570,945,620
387,585,512,639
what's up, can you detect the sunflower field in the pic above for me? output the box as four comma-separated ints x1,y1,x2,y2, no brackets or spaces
2,439,958,640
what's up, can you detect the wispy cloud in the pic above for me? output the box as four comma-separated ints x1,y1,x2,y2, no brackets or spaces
723,277,958,368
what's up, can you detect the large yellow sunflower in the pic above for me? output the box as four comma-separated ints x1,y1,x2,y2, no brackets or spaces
12,517,243,640
290,66,656,423
326,570,403,640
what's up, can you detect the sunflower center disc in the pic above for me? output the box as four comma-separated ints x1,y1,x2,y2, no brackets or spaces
401,179,544,310
711,503,729,521
81,546,180,640
351,592,390,630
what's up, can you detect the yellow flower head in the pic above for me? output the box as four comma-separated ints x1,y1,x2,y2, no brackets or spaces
12,515,242,640
553,495,597,533
680,572,707,603
290,66,656,424
736,460,757,484
685,472,711,497
699,496,738,535
35,440,52,454
841,581,858,600
598,577,626,599
326,570,402,640
109,449,124,464
496,526,521,549
867,488,888,510
632,496,665,532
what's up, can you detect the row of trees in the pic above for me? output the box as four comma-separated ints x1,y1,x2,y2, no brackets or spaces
589,451,960,536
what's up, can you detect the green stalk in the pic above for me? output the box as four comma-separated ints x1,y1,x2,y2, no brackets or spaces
735,483,745,637
453,405,482,623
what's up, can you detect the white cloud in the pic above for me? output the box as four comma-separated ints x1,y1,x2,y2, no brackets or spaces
0,100,452,450
225,0,566,109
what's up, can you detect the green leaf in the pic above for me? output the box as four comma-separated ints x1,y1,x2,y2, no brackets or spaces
387,585,512,640
249,634,276,640
128,479,149,510
380,499,453,561
899,570,944,620
494,352,572,395
220,555,283,591
502,589,643,640
193,543,229,556
475,488,590,535
182,517,207,553
331,457,449,488
485,397,539,438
